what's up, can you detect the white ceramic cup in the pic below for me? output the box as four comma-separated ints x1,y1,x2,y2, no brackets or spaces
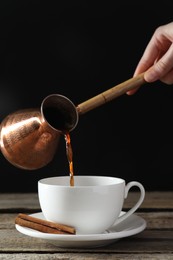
38,176,145,234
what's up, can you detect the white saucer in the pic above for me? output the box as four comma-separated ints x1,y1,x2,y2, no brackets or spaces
15,211,147,248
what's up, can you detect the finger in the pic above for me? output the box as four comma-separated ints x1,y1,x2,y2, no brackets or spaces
134,24,172,77
145,43,173,82
133,36,162,77
160,68,173,84
126,86,140,95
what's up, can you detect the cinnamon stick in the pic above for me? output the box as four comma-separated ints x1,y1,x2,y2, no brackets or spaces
15,213,76,235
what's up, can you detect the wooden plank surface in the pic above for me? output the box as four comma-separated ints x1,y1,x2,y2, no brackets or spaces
0,229,173,253
0,253,173,260
0,193,40,212
1,212,173,230
0,192,173,211
0,192,173,259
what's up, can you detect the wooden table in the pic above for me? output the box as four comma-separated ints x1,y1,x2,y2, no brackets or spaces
0,192,173,259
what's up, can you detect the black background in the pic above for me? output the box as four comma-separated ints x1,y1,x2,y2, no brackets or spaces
1,1,173,192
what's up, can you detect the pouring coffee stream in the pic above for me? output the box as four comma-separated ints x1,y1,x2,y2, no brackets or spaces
0,73,146,172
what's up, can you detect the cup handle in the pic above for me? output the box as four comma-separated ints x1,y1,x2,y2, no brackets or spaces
114,181,145,225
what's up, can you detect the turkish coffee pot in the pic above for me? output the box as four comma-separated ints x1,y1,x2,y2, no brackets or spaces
0,73,146,170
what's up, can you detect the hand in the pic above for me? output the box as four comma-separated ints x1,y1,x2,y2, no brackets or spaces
127,21,173,95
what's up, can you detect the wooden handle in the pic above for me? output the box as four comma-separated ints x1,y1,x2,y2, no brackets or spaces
77,73,146,115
